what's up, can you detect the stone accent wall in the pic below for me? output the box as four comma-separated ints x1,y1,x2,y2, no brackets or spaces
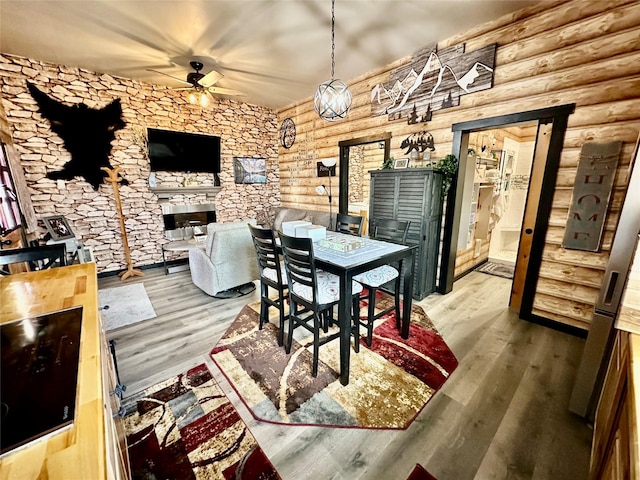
0,54,280,273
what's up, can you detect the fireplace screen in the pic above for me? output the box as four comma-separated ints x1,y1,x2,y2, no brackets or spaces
161,203,216,240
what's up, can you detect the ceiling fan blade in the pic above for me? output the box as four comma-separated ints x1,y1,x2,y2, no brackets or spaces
198,69,224,87
206,86,246,97
147,69,191,86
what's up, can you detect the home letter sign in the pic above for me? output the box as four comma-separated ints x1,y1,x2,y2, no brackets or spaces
562,141,622,252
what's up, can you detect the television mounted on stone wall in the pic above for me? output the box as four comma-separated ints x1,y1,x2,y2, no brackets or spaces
147,128,221,173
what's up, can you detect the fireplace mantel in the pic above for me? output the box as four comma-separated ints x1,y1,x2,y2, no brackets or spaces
150,185,222,200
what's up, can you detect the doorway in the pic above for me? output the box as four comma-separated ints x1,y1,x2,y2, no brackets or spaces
454,124,536,277
439,104,575,321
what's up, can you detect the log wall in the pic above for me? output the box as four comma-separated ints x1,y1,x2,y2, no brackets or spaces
277,0,640,331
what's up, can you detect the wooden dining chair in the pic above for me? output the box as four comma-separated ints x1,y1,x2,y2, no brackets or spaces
248,224,288,347
335,213,363,236
353,219,411,347
0,244,67,275
279,233,363,375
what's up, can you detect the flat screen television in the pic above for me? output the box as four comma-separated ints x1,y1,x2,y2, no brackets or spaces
147,128,221,173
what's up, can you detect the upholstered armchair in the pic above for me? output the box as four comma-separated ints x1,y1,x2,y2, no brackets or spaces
189,220,259,297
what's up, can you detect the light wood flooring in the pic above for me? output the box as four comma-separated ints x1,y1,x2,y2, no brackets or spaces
99,266,592,480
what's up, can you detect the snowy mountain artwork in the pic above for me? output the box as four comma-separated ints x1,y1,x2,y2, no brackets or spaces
371,43,497,123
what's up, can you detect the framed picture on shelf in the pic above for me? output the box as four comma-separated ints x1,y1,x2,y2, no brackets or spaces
42,215,75,241
393,158,409,169
78,245,95,263
233,157,267,184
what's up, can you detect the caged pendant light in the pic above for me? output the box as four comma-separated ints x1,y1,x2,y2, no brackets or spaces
314,0,352,121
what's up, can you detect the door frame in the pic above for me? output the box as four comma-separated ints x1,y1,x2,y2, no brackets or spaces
439,104,575,322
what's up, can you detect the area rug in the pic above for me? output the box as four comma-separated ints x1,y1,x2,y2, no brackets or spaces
210,294,458,429
98,283,157,331
123,364,280,480
475,261,514,279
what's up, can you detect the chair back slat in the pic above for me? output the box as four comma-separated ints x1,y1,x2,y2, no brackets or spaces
371,218,411,244
335,213,363,236
248,224,283,283
279,233,318,304
0,244,67,274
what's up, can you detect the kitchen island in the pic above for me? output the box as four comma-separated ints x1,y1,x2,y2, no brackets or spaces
0,263,129,479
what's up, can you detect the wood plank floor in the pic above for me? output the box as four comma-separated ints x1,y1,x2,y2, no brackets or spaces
99,266,592,480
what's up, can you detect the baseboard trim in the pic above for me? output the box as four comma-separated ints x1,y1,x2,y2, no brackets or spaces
97,259,187,278
524,313,588,339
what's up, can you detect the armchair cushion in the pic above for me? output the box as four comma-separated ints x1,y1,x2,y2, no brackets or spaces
189,219,259,297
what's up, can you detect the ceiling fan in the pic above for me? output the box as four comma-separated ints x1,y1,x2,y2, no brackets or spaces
150,61,245,105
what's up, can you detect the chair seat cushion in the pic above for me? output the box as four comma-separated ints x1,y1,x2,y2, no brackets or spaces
291,270,363,305
353,265,399,288
262,264,287,284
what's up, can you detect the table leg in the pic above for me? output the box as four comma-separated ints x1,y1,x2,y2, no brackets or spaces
339,272,352,386
162,246,168,275
401,251,415,339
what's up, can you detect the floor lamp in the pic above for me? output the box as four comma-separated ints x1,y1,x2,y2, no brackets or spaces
315,157,337,230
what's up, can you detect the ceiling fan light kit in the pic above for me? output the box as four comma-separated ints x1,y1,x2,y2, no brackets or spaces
187,90,209,107
315,0,352,122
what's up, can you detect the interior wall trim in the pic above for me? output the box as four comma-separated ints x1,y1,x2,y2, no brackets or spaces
440,104,576,324
338,132,391,215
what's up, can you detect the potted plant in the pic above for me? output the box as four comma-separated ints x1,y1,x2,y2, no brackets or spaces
435,154,458,196
382,156,394,169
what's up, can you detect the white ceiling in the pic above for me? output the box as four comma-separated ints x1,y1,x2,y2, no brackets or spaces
0,0,539,110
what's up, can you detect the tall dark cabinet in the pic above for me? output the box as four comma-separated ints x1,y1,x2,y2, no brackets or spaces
369,169,444,300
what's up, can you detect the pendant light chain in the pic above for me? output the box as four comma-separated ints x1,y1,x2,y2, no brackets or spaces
330,0,335,80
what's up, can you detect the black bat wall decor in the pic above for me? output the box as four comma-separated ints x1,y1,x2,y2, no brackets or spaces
27,82,128,190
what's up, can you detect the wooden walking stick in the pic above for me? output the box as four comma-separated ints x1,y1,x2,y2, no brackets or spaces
102,166,143,281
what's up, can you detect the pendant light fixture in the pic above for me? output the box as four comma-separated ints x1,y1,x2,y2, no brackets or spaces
314,0,352,121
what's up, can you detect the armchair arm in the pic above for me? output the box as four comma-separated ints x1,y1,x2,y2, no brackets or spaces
188,247,218,296
189,221,259,296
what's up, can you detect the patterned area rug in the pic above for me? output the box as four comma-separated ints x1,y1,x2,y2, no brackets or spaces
475,261,514,279
407,464,437,480
123,364,280,480
99,283,157,331
210,294,458,429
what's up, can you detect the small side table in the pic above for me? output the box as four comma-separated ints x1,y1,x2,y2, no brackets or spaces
162,237,206,274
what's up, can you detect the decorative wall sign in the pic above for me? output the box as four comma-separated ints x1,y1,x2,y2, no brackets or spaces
562,141,622,252
234,157,267,184
317,162,336,177
27,82,127,190
370,43,496,123
288,121,317,185
400,131,435,155
279,117,296,149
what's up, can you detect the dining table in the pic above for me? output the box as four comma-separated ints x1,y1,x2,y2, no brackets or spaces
310,231,417,385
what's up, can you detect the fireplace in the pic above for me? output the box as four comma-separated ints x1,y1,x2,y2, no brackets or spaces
162,203,216,240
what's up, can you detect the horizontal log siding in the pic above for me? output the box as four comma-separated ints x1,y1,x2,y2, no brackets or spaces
278,0,640,331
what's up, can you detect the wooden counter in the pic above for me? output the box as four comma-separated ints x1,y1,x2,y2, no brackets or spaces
0,263,128,480
590,240,640,479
